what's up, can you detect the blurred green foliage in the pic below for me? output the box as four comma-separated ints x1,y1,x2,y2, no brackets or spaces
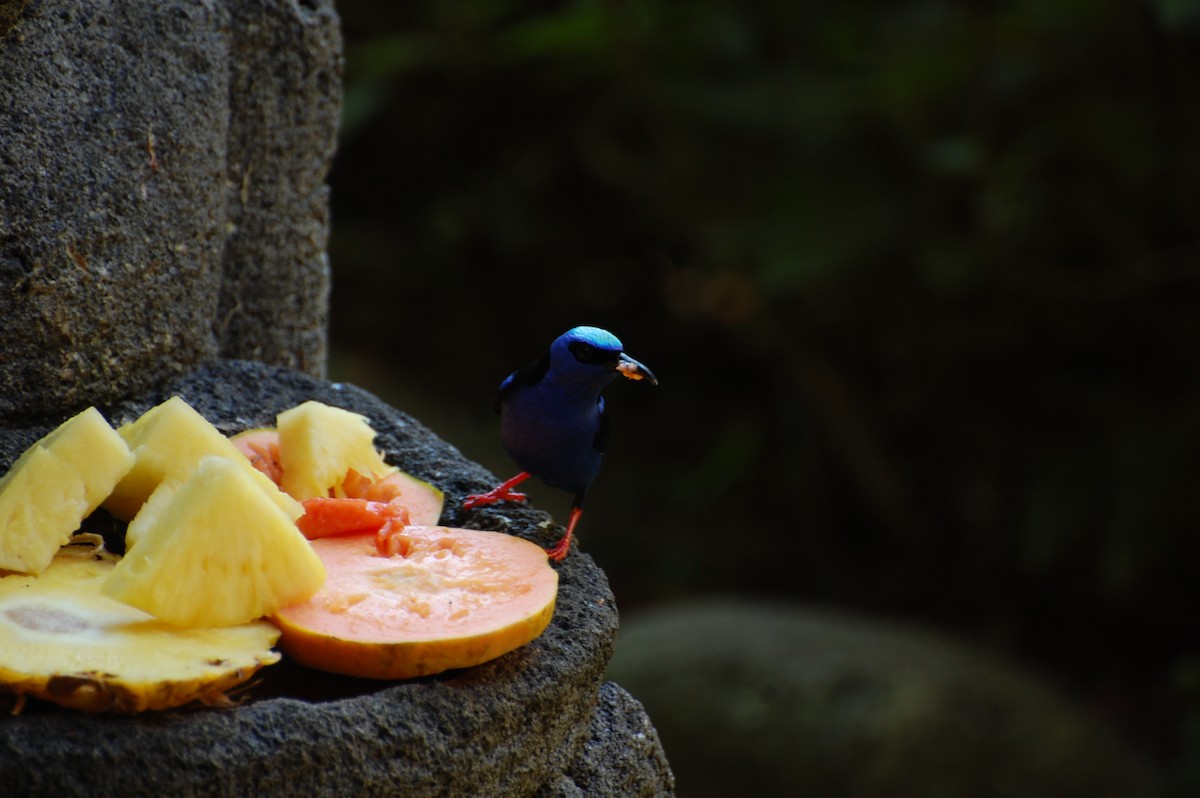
328,0,1200,790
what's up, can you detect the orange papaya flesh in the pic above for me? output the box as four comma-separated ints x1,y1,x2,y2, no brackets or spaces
272,526,558,680
230,428,283,484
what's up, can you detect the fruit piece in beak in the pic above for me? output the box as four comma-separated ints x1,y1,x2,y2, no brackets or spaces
616,354,658,385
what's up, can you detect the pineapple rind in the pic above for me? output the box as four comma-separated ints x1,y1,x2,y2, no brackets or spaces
0,407,133,575
104,456,326,628
278,401,395,501
0,537,280,713
103,396,303,522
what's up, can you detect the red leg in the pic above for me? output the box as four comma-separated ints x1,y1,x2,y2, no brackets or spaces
463,472,532,509
545,505,582,562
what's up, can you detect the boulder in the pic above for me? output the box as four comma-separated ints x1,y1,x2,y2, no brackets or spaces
0,360,674,797
607,598,1160,798
0,0,339,421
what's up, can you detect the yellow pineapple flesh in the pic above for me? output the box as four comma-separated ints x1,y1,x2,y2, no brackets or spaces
0,407,134,575
103,456,326,627
277,400,395,500
0,536,280,713
103,396,302,522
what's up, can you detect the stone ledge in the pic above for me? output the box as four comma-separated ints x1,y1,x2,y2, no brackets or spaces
0,360,674,797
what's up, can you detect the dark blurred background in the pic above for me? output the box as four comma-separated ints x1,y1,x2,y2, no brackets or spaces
326,0,1200,792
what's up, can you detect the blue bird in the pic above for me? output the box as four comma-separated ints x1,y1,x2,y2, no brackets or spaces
464,326,658,561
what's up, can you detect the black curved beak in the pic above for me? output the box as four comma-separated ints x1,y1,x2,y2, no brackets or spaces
616,353,658,385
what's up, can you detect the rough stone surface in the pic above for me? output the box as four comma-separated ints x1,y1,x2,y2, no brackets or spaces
537,682,676,798
216,0,338,374
607,598,1161,798
0,0,29,37
0,0,338,422
0,360,674,798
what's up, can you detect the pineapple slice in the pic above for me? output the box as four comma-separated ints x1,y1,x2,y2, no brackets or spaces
103,456,325,627
103,396,302,522
0,536,280,713
231,428,446,525
277,400,395,501
0,407,134,575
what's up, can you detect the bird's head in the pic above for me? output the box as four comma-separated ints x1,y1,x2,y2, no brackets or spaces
548,326,659,388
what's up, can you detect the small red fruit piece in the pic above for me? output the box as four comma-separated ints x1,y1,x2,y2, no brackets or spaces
296,498,397,539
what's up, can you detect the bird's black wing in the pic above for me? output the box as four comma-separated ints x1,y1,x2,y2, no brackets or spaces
494,351,551,413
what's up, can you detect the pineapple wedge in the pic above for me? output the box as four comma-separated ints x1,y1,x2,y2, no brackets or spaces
277,400,395,501
0,407,134,575
103,456,325,627
103,396,302,522
0,536,280,713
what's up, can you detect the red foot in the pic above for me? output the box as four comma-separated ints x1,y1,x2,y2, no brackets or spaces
545,506,583,562
463,472,531,509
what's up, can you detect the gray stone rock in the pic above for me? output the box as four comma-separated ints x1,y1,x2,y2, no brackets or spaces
0,0,29,37
0,0,338,422
0,360,674,798
538,682,676,798
215,0,339,374
607,598,1160,798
